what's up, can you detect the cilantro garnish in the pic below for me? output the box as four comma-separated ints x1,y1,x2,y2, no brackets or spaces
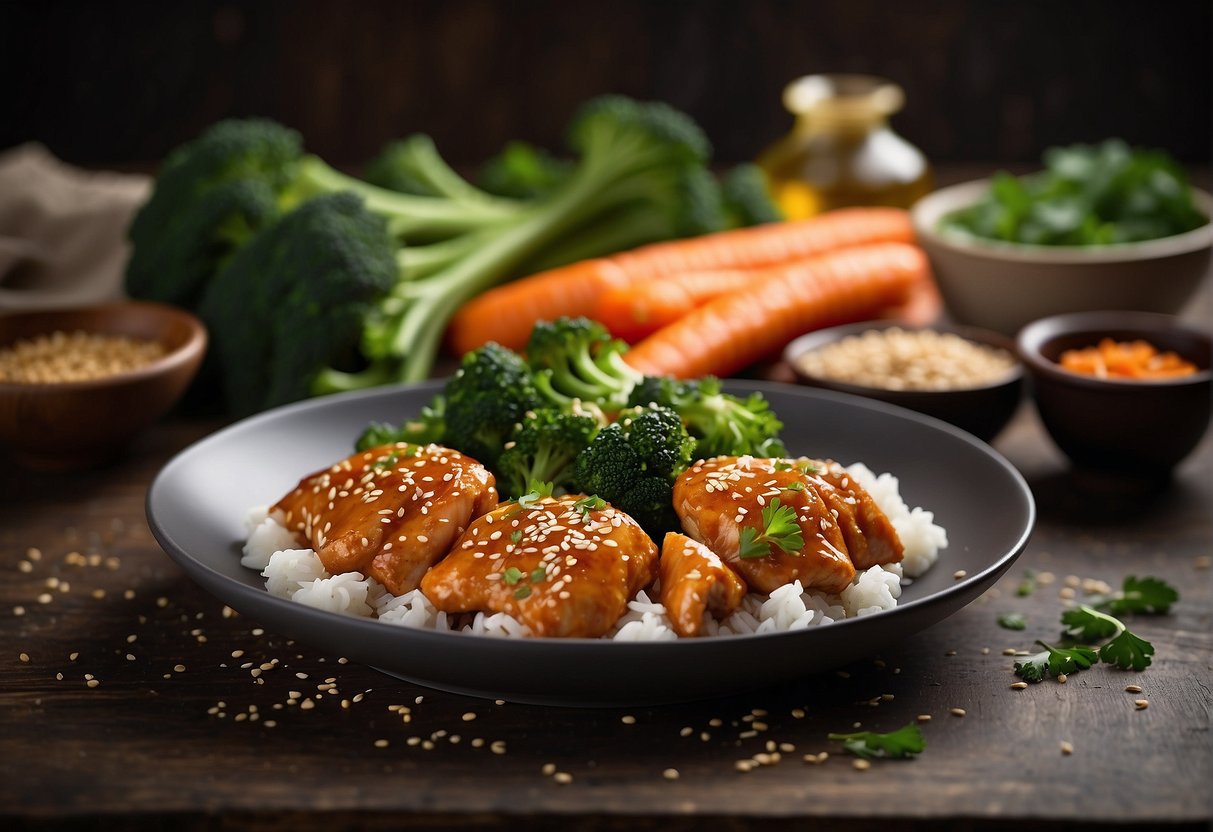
1088,576,1178,616
502,567,524,585
572,494,607,518
513,585,532,600
785,481,806,493
997,612,1027,631
1014,641,1099,683
515,480,555,510
828,722,924,760
1061,605,1155,671
372,450,403,470
737,498,804,559
529,566,547,583
509,530,522,544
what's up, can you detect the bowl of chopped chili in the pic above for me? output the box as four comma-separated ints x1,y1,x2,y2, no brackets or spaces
1017,310,1211,482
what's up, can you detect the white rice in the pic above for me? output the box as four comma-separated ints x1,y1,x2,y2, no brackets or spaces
244,462,948,639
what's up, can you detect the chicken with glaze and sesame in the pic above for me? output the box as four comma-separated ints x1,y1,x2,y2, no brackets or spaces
271,443,498,595
419,492,658,637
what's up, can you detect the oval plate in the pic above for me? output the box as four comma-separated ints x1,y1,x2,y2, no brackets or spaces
147,380,1034,706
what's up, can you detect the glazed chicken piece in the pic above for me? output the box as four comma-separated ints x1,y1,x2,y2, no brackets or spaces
801,458,903,570
672,456,856,594
659,532,746,637
420,495,658,638
272,443,498,595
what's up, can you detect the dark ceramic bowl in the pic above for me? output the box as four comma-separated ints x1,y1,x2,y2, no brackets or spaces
1017,311,1212,482
0,301,207,469
784,320,1024,442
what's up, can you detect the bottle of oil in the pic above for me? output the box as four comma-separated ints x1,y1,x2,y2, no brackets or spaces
758,74,932,219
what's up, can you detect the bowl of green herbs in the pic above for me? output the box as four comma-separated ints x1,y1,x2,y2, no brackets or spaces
911,140,1211,335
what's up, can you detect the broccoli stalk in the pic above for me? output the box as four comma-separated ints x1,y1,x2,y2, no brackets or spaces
130,98,727,415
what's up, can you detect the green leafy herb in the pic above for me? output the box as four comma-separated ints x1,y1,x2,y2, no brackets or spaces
1062,605,1155,671
529,566,548,584
502,567,524,586
1089,576,1179,616
827,722,925,760
1014,640,1099,683
939,139,1207,246
372,450,403,470
797,460,820,475
785,481,806,493
773,460,794,472
513,585,532,600
997,612,1027,631
572,494,607,518
509,530,522,544
1015,568,1037,597
516,480,555,510
737,498,805,559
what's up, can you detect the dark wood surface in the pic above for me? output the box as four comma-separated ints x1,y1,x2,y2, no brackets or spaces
1,391,1210,830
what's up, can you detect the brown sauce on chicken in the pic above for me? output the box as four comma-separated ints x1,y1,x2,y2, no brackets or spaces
420,494,658,638
271,443,497,595
659,532,746,637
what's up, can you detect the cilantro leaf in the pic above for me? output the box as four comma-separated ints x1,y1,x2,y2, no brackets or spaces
1092,576,1179,616
828,722,924,760
1099,629,1155,671
516,479,555,509
1060,605,1122,642
1014,640,1098,683
572,494,607,518
502,567,524,585
737,498,804,559
998,612,1027,631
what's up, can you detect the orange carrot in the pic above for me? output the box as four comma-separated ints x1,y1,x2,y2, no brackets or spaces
623,242,930,380
592,269,754,343
446,207,914,355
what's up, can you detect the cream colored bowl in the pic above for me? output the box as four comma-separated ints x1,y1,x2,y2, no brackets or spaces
911,180,1213,335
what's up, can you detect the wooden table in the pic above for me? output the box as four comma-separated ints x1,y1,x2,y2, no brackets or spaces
2,388,1210,830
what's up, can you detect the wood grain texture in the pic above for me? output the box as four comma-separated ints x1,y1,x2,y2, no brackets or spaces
1,402,1210,831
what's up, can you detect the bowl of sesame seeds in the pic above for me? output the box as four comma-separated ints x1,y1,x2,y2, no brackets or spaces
0,300,206,468
784,320,1024,442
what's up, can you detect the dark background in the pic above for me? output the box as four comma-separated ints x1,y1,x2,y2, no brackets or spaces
2,0,1210,170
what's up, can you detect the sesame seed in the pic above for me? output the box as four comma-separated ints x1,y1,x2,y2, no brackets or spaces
620,715,636,725
86,679,99,688
662,768,680,780
1057,673,1068,684
950,708,966,717
374,739,389,748
1125,685,1143,693
1060,741,1074,755
173,664,186,673
553,772,573,784
462,712,477,722
18,652,30,663
1010,682,1028,690
953,570,967,580
1134,699,1149,710
852,759,871,771
541,763,556,775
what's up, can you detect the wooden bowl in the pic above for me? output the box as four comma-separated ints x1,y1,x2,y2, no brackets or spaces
0,301,207,469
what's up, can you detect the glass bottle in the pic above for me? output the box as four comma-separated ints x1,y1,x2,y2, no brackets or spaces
758,74,932,219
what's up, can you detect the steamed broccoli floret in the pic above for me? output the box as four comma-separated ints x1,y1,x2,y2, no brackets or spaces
720,163,784,228
440,343,545,467
526,317,643,414
496,408,601,499
356,396,447,451
630,375,787,459
195,192,398,416
573,404,694,538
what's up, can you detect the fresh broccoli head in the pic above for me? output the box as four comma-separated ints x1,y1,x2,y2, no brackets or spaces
720,163,784,228
526,317,643,414
629,375,786,459
196,192,398,416
478,140,573,199
573,404,694,538
441,343,545,467
496,407,601,499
